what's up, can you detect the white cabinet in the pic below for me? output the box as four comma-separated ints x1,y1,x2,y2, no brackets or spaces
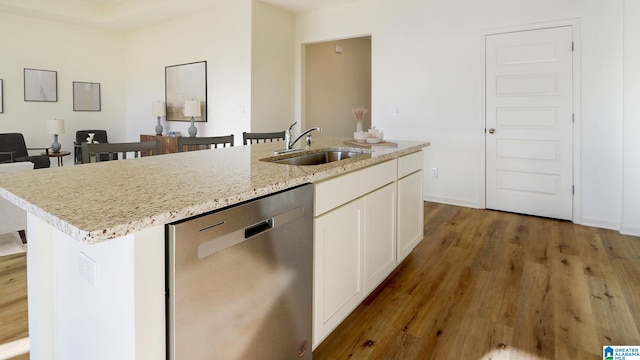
397,151,424,262
312,151,424,348
313,198,365,347
313,160,396,347
364,182,397,293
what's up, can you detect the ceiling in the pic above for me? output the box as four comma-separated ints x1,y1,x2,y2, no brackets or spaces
0,0,359,32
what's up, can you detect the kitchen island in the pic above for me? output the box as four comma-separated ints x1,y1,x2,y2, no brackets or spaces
0,137,429,359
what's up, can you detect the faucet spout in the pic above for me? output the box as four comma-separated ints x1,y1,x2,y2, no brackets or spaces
287,127,321,150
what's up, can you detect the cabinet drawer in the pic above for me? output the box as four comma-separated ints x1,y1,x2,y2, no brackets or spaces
315,159,397,216
398,150,423,178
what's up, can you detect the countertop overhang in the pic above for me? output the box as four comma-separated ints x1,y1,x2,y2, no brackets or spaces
0,137,429,244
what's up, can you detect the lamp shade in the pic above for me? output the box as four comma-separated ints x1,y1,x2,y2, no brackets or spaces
184,100,201,117
152,101,166,117
47,118,65,135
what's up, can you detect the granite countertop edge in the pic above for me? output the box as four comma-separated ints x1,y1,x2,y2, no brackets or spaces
0,138,429,244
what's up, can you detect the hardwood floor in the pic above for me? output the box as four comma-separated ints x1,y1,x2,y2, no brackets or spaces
0,252,28,360
313,202,640,359
1,203,639,359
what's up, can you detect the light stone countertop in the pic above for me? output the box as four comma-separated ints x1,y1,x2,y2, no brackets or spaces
0,136,429,244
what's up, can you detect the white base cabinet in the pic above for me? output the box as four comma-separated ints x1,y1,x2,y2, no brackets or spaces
312,150,424,348
397,170,424,262
314,198,365,347
364,182,397,293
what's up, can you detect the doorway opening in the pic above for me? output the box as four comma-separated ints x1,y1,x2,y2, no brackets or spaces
303,36,372,137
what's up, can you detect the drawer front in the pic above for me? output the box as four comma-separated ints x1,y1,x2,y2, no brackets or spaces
398,150,424,178
315,159,397,216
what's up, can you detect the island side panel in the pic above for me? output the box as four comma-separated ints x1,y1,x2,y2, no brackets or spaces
26,213,55,360
133,225,166,360
26,214,165,360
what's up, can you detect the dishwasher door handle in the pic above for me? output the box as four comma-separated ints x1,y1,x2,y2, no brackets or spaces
197,206,305,259
244,218,274,238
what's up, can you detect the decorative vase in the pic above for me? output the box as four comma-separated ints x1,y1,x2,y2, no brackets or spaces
355,120,363,133
155,116,163,136
51,134,61,153
188,117,198,137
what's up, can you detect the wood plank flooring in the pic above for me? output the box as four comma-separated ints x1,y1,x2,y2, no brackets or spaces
1,202,639,359
0,252,28,360
313,202,640,359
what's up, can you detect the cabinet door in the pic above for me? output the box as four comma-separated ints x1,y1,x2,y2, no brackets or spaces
364,183,397,294
313,198,365,348
397,170,424,262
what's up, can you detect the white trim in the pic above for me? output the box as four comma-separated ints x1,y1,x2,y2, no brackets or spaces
0,337,30,359
481,18,582,224
620,224,640,237
424,194,482,209
581,217,620,232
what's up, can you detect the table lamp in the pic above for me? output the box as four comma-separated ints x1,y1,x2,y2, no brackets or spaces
47,118,65,153
152,101,166,136
184,100,201,137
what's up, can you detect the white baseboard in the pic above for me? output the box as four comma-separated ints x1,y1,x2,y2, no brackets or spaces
0,337,29,359
572,217,620,231
423,194,481,209
620,224,640,237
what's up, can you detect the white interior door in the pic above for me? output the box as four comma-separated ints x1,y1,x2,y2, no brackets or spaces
486,26,574,220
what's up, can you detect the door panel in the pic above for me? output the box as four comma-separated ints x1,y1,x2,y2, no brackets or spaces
486,26,573,220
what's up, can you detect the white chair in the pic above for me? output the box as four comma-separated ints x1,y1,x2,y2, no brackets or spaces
0,162,34,243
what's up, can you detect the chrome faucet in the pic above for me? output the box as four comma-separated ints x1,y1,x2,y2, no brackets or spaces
283,122,322,151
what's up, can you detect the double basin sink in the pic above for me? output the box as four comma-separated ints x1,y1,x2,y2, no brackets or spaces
261,149,370,166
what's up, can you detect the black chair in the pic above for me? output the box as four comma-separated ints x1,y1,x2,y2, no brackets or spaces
242,131,286,145
177,135,234,152
74,130,116,164
0,133,50,169
81,141,161,164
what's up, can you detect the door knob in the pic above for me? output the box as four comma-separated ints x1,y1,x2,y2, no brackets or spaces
488,128,496,134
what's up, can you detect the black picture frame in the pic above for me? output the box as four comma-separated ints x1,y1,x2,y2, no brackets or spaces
24,68,58,102
165,61,207,122
73,81,101,111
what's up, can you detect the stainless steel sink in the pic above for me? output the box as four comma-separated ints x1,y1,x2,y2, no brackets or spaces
262,150,369,166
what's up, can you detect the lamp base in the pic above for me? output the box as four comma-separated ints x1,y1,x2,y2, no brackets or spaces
51,134,61,153
188,117,197,137
155,116,163,136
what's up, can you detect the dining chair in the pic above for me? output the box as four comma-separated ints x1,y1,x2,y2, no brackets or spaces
74,130,113,164
81,140,161,164
177,135,234,152
242,131,286,145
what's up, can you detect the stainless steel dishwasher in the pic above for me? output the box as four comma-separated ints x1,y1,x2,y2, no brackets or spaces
166,184,313,360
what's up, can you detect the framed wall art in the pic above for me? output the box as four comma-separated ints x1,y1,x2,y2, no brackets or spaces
73,81,101,111
165,61,207,122
24,68,57,102
0,79,3,113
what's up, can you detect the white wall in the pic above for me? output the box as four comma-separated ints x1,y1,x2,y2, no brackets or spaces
295,0,635,232
305,37,372,137
124,0,253,144
250,0,296,133
0,12,126,163
622,0,640,235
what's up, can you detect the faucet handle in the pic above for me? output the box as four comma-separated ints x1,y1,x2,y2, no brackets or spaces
287,122,297,132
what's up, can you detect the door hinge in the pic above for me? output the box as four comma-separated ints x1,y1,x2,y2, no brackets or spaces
572,42,574,51
572,113,575,123
572,185,575,195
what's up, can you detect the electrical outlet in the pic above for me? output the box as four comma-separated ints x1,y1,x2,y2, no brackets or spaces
430,167,438,178
79,252,97,287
